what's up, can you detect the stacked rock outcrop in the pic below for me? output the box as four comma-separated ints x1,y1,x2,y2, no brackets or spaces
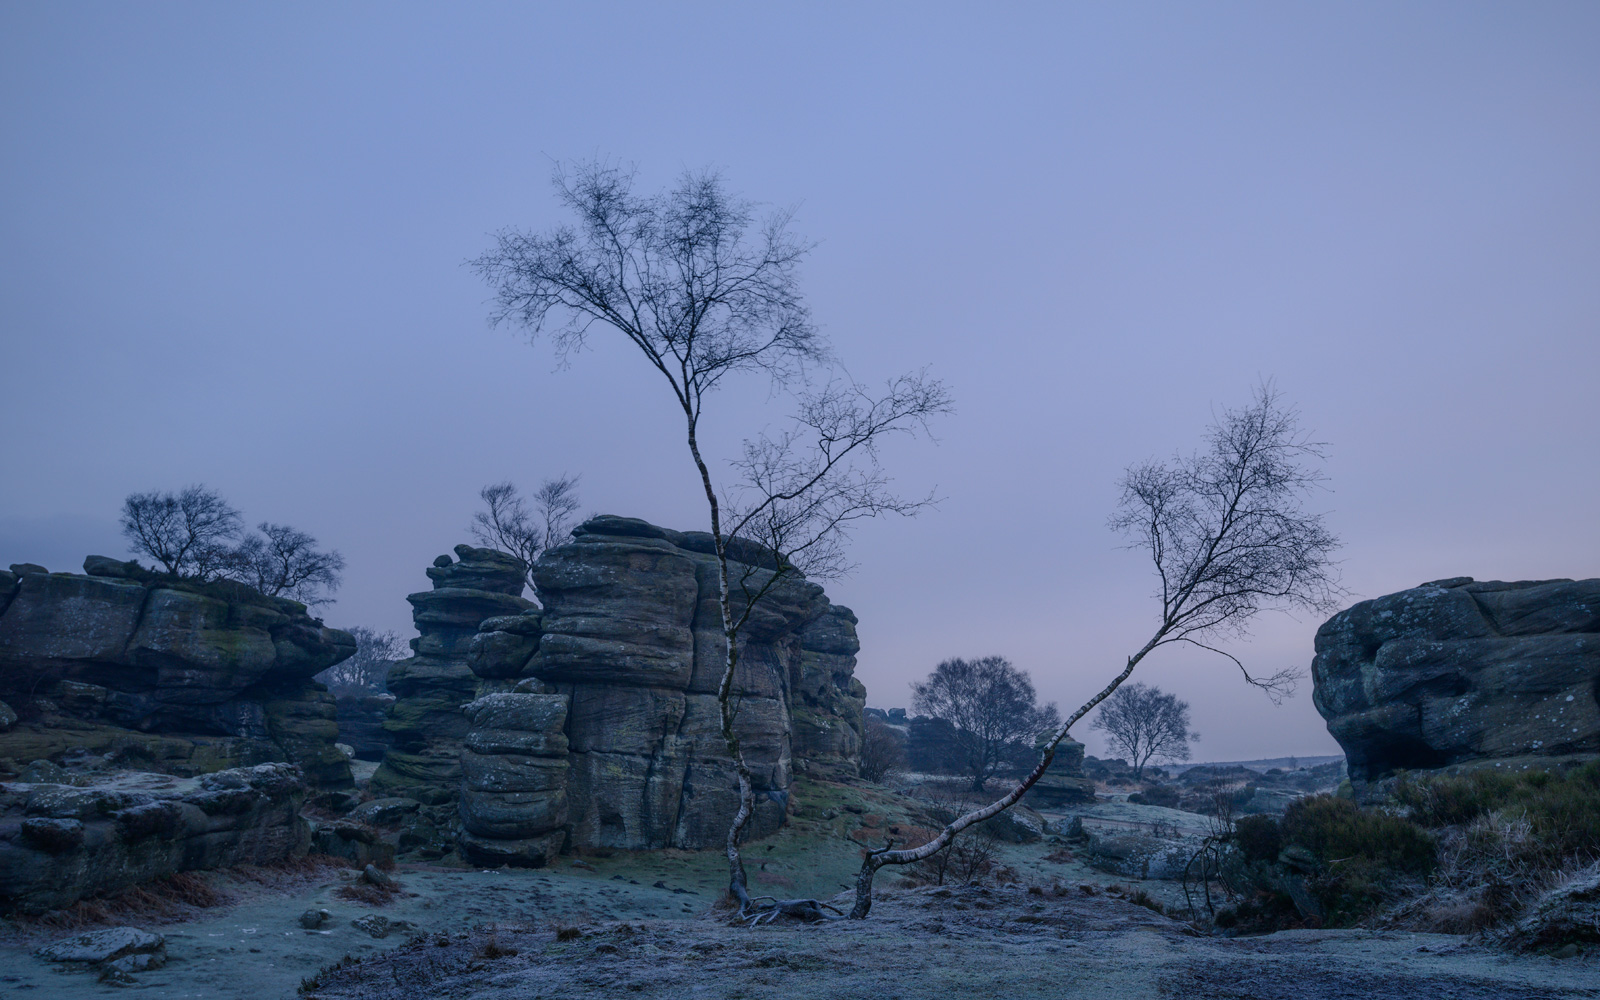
367,545,532,839
418,516,866,860
0,559,355,787
0,762,309,914
456,692,570,866
1312,577,1600,781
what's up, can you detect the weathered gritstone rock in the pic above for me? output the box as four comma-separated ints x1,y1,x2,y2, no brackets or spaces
0,763,309,914
527,515,865,851
1311,577,1600,781
368,545,533,842
457,692,570,866
0,558,356,787
1024,738,1098,808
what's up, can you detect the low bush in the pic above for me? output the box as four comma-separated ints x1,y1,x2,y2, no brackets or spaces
1281,794,1435,874
1232,814,1282,864
1393,763,1600,868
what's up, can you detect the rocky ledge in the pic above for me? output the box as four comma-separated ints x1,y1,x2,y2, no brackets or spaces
0,762,309,914
1312,577,1599,781
0,558,357,787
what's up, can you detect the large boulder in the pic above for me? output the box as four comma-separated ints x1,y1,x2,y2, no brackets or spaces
0,763,309,914
1311,577,1600,781
0,560,356,787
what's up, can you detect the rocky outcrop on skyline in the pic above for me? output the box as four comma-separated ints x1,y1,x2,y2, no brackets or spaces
0,559,356,787
1024,737,1097,808
0,763,309,914
367,545,533,849
1312,577,1600,781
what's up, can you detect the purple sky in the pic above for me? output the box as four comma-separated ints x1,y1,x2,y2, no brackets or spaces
3,4,1596,762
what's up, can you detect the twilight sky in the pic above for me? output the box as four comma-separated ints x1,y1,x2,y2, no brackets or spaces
3,3,1596,762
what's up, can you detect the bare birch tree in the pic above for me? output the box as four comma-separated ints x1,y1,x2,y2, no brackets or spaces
472,161,951,920
848,383,1341,918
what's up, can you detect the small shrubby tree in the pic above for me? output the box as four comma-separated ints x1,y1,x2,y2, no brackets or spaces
858,714,907,783
1091,682,1199,779
316,626,409,696
120,485,243,577
223,522,345,605
470,475,582,592
911,656,1060,792
120,485,344,604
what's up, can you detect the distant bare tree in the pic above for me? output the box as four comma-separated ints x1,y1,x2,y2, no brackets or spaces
470,475,582,591
912,656,1060,792
473,160,951,921
1091,682,1199,780
222,522,345,605
858,715,906,783
120,485,243,578
316,626,409,695
850,384,1342,918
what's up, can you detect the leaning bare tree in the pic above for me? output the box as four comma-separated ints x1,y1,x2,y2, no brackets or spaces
222,522,345,605
470,475,582,592
472,161,950,921
1090,682,1199,779
848,383,1341,918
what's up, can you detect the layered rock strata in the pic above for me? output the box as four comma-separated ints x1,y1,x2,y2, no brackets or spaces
367,545,532,843
456,692,569,866
434,516,867,859
0,763,309,914
1312,577,1600,781
0,559,355,787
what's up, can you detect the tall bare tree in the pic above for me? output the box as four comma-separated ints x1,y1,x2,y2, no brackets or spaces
912,656,1060,792
1090,682,1199,779
473,161,950,919
470,475,582,591
120,485,243,578
858,714,906,784
848,384,1341,918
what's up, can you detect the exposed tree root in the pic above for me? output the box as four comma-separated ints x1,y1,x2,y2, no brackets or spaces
737,895,844,925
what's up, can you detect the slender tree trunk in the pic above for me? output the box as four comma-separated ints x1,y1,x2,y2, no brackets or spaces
850,632,1165,919
683,409,761,910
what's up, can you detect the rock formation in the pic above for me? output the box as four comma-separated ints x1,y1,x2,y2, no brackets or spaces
1312,577,1600,781
386,516,866,861
456,691,570,866
367,544,532,841
0,559,356,787
0,763,309,914
1023,737,1097,808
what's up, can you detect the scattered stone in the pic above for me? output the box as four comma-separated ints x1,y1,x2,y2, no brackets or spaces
351,914,414,939
362,863,398,889
570,859,597,871
0,699,14,732
1499,862,1600,952
336,742,356,759
300,908,333,929
18,758,66,783
349,797,421,827
36,926,164,964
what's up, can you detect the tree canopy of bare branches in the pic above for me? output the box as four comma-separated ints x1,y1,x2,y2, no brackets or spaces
222,522,345,605
316,626,409,696
1090,682,1199,779
120,485,243,577
912,656,1060,792
848,384,1340,919
469,475,582,592
858,715,906,784
473,160,951,919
